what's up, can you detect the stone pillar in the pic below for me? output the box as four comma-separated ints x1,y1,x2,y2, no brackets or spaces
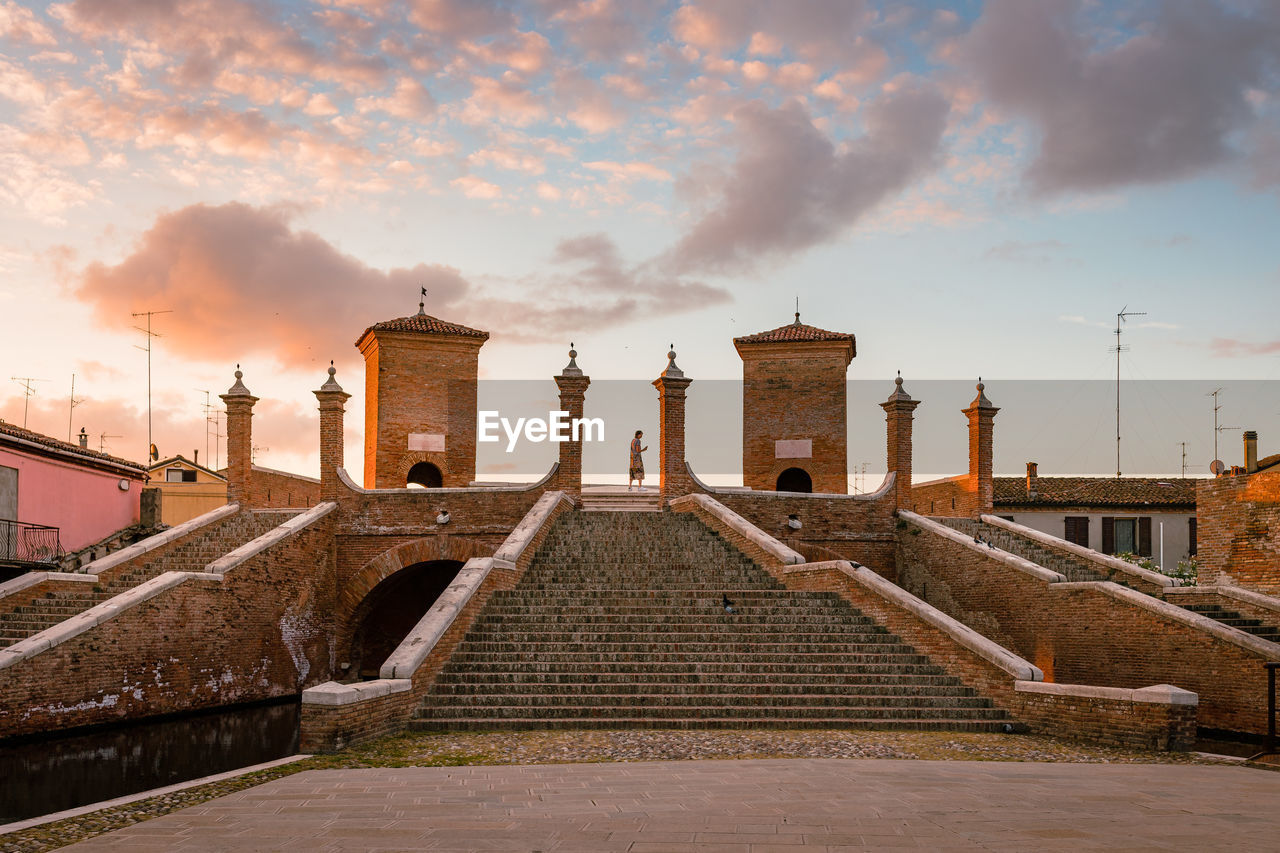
314,362,352,500
553,345,590,497
220,367,258,506
879,374,919,512
652,346,694,503
963,379,999,517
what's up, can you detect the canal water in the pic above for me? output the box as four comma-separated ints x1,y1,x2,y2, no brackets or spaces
0,698,299,823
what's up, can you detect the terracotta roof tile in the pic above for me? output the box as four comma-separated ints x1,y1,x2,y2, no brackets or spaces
994,476,1197,508
0,421,146,472
734,320,856,349
359,312,489,342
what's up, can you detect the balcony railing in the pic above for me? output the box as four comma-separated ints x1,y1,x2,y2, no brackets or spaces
0,519,65,566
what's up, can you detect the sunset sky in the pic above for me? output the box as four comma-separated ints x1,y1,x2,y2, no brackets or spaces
2,0,1278,482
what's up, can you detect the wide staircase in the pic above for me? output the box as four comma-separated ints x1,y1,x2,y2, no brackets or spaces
413,512,1009,731
938,517,1112,584
0,510,293,649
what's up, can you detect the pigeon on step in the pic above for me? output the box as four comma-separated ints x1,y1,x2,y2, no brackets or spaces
722,594,735,615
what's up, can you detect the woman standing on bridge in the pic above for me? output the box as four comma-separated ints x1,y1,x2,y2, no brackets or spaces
628,430,648,491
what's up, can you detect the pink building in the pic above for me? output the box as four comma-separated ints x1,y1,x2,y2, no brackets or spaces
0,422,148,562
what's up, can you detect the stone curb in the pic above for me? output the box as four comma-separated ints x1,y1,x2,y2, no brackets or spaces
1015,680,1198,706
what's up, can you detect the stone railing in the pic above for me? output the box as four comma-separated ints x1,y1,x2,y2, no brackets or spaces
299,490,575,752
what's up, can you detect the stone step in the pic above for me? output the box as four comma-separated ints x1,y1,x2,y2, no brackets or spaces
471,615,880,628
578,494,662,513
444,651,936,666
430,681,980,698
433,671,965,686
442,661,950,676
409,717,1012,732
415,704,1009,721
452,640,922,654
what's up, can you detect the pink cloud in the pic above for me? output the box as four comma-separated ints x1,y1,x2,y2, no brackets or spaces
1210,338,1280,358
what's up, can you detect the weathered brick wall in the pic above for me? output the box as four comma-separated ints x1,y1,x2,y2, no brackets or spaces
1011,688,1196,751
738,343,851,494
896,518,1279,734
911,477,979,517
711,490,898,580
246,467,322,508
0,512,338,738
1197,468,1280,593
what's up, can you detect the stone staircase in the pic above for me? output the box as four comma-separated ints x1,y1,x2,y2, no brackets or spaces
0,510,294,649
412,512,1009,731
578,488,661,512
1178,603,1280,644
937,517,1113,584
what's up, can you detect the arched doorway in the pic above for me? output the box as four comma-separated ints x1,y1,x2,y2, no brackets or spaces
347,559,463,678
406,461,443,488
776,467,813,493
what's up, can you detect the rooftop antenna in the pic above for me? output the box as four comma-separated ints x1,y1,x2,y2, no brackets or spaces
67,373,84,443
794,296,800,324
418,286,427,315
1111,306,1146,477
209,408,224,470
196,389,213,468
10,376,47,429
98,432,121,454
1178,441,1188,478
251,443,269,464
1207,388,1239,466
132,309,173,462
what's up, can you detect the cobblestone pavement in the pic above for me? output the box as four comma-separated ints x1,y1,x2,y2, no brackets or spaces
54,757,1280,852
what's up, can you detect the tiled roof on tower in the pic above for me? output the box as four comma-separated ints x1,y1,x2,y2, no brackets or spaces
356,291,489,345
733,311,856,353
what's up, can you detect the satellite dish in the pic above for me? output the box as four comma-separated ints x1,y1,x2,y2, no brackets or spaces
149,443,159,462
1210,459,1225,475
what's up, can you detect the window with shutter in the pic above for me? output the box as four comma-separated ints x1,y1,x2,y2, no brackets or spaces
1138,517,1153,557
1101,517,1115,554
1188,517,1197,556
1064,516,1089,547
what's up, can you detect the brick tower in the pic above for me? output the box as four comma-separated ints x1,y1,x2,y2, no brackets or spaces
355,298,489,489
734,311,855,494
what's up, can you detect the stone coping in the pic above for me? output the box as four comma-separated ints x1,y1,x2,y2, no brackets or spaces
303,491,570,705
899,511,1066,584
685,462,895,501
670,494,804,565
786,560,1043,683
1053,582,1280,660
335,463,559,495
302,678,412,706
0,570,98,601
1014,680,1198,706
980,513,1173,589
0,572,221,671
75,503,240,577
205,502,336,576
1166,584,1280,616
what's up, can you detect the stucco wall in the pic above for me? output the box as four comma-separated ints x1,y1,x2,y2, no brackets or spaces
0,448,142,551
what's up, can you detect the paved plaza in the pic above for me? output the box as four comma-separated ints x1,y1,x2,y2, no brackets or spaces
58,758,1280,852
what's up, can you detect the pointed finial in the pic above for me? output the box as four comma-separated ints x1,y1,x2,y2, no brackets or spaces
895,370,903,387
317,359,347,395
969,376,995,410
662,344,684,378
794,296,800,325
885,370,912,403
418,286,426,315
226,365,251,396
562,341,582,376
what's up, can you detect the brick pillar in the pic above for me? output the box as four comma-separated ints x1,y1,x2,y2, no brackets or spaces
220,367,258,506
553,345,590,497
652,346,694,503
880,374,919,512
313,362,352,500
963,379,999,517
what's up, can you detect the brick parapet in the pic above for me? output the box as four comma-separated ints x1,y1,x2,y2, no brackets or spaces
0,508,339,738
1011,682,1198,751
1196,468,1280,593
895,512,1280,734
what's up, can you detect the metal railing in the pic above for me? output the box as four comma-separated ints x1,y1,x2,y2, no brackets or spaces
1251,662,1280,761
0,519,64,565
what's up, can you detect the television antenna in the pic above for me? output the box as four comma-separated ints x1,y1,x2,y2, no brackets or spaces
1177,441,1188,478
10,376,47,429
132,309,173,463
209,409,224,470
1110,306,1145,478
251,443,269,464
67,374,84,443
196,389,213,468
98,432,121,454
1207,388,1240,463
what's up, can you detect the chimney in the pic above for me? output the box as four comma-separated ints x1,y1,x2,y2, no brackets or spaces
1244,430,1258,474
193,449,199,465
1026,461,1038,495
78,427,88,449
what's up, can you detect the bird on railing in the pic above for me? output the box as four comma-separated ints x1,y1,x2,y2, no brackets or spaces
722,594,735,615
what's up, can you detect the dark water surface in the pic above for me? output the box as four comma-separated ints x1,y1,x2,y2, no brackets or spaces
0,699,300,823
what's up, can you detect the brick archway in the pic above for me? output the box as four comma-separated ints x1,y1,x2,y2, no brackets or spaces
338,535,492,633
395,451,449,487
